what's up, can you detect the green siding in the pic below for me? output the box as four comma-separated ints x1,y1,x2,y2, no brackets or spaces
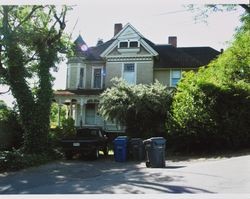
137,62,154,84
105,62,122,87
154,70,170,86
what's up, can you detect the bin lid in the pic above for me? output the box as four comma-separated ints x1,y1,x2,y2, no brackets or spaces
113,136,128,142
115,136,128,140
150,137,166,144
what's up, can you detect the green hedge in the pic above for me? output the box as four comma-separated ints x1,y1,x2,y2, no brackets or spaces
166,16,250,153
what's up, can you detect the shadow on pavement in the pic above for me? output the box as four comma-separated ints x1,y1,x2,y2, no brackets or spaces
0,157,215,194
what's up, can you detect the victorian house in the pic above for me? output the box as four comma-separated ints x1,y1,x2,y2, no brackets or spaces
54,23,220,132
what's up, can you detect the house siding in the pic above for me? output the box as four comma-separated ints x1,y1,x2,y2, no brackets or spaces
154,69,170,86
105,62,122,87
137,62,154,84
69,65,78,89
85,64,92,89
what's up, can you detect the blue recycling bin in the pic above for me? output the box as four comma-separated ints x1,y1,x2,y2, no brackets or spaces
113,136,128,162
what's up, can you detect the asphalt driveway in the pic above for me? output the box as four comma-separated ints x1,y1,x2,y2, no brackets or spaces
0,155,250,194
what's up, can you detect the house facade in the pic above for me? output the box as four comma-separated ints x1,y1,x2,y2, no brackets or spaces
54,23,220,132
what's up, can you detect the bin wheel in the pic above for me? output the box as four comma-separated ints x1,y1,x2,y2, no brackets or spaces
146,161,151,168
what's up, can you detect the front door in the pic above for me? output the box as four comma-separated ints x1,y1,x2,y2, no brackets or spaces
85,103,96,125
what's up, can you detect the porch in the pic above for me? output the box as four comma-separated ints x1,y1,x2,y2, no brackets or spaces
53,90,125,132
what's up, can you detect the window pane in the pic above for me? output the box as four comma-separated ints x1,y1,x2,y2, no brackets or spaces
78,68,84,88
130,41,138,47
124,63,134,72
172,70,181,78
123,63,135,84
93,68,102,88
119,42,128,48
172,78,180,86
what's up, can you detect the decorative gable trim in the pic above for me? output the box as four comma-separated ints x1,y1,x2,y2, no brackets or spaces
100,23,158,58
100,39,158,58
113,23,144,39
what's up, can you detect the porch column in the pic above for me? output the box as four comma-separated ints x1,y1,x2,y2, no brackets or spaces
80,99,84,127
57,99,62,127
74,104,77,126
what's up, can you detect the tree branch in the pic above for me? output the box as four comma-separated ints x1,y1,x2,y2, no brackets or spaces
0,87,10,95
15,5,44,29
47,7,67,45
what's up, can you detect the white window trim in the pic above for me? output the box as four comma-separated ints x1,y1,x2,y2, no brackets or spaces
122,63,137,85
66,65,71,89
76,64,86,89
170,68,182,87
91,66,104,89
118,40,140,48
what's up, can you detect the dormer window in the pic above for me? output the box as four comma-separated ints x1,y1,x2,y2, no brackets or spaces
130,41,139,48
119,41,129,48
118,40,139,48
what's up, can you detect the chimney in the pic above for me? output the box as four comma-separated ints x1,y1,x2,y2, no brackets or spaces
168,36,177,47
114,23,123,36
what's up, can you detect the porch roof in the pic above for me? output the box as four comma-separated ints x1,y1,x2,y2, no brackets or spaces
54,89,104,96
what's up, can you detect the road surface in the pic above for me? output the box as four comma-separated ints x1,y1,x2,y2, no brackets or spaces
0,155,249,194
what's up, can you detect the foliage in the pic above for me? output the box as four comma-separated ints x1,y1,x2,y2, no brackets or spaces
167,15,250,153
0,100,23,150
50,102,67,128
186,4,249,23
61,117,76,138
0,6,71,154
0,148,63,172
99,78,172,138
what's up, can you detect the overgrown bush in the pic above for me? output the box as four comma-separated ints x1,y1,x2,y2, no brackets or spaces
61,117,76,138
99,79,172,138
0,101,23,150
166,15,250,153
0,148,63,172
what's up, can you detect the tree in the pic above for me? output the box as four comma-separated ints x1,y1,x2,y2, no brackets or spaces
167,15,250,152
99,78,172,138
0,6,70,153
186,4,249,23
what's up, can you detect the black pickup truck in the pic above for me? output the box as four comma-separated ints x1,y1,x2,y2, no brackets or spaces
61,127,108,160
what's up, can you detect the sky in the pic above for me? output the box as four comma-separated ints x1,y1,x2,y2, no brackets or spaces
0,1,247,107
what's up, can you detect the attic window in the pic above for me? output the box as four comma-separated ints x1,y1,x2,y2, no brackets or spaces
118,41,140,48
119,41,128,48
130,41,139,48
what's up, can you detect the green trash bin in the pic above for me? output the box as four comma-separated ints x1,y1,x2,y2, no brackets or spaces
143,137,166,168
129,138,145,161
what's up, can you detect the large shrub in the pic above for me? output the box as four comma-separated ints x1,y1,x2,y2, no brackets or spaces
99,79,172,138
167,15,250,153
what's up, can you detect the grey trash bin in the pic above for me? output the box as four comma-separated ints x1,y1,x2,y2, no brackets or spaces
129,138,145,161
143,137,166,168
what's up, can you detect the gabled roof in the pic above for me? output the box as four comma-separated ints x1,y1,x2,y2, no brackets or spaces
74,39,115,61
112,23,144,39
153,45,203,68
178,47,220,66
100,23,158,57
72,24,220,68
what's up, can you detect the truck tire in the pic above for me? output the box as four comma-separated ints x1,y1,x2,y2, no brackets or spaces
65,151,73,160
94,149,99,159
103,146,109,157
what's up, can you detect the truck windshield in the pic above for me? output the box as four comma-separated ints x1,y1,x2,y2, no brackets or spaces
76,129,101,138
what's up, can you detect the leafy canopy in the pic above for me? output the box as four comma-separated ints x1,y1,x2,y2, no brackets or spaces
99,78,172,138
